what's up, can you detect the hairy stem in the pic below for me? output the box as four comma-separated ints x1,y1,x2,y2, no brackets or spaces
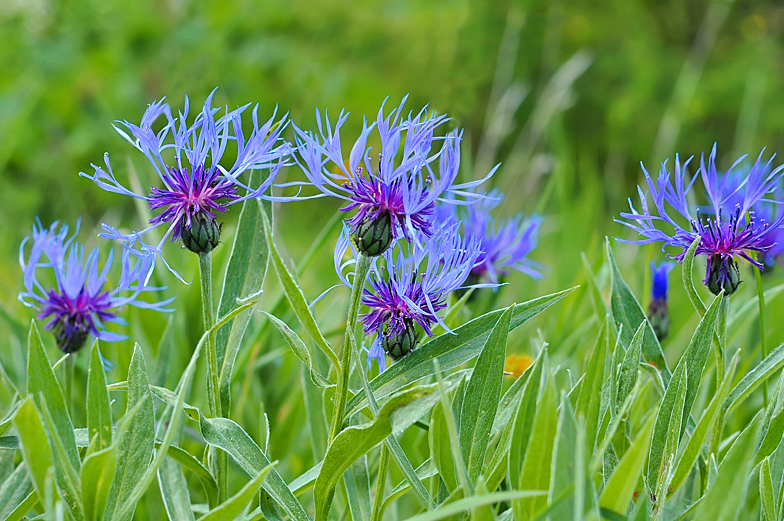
329,253,372,442
199,252,227,503
370,444,390,521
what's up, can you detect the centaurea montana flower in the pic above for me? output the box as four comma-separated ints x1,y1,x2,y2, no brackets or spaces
287,97,494,257
18,220,173,354
335,220,483,370
617,145,784,296
439,191,544,286
81,89,291,281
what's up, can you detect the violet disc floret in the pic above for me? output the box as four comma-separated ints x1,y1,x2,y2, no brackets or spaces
616,144,784,296
18,220,174,353
81,89,292,280
286,96,495,257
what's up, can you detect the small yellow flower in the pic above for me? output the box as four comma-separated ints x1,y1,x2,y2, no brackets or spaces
504,353,533,378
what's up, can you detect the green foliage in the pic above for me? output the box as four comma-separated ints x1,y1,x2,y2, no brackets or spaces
3,3,784,518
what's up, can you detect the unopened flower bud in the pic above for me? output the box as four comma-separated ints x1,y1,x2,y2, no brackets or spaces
648,261,674,340
353,211,394,257
181,213,221,255
53,320,90,354
382,319,418,361
705,254,741,296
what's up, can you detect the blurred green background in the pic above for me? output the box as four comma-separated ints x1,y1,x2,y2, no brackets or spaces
3,1,784,517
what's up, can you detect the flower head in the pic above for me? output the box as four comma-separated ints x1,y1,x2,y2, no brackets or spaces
81,89,291,280
337,219,483,361
288,97,493,257
650,261,674,301
617,145,784,296
439,191,543,285
19,220,173,353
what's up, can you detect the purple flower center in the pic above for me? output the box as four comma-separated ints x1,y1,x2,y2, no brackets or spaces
149,165,239,241
361,277,446,338
39,288,116,353
342,175,434,240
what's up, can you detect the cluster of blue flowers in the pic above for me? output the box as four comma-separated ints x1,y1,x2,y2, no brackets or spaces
24,89,783,370
19,91,542,367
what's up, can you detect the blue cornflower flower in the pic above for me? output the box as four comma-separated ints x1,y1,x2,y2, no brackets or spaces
287,96,494,257
363,339,387,373
336,219,483,365
617,145,784,296
81,89,291,280
439,191,543,286
648,261,674,340
18,220,173,353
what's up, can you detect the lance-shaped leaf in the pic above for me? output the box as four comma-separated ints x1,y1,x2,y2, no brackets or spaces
199,462,276,521
217,194,270,413
26,321,79,471
459,305,513,484
690,414,761,521
103,344,154,521
13,397,53,509
262,311,333,388
86,341,112,453
606,240,670,384
345,288,576,417
261,203,339,369
576,318,608,453
599,412,656,516
616,322,644,411
508,349,545,490
647,362,687,489
314,386,439,521
725,342,784,414
514,372,558,521
0,461,33,520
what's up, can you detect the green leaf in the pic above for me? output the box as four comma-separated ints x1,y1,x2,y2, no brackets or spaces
261,311,333,388
13,397,53,508
647,361,687,489
345,287,576,417
26,321,79,471
261,205,340,368
429,400,457,492
38,398,84,520
3,491,38,521
677,292,723,435
198,415,310,521
599,412,656,516
81,444,117,521
576,318,608,453
760,458,775,521
514,371,558,521
314,386,439,521
616,322,644,411
471,477,495,521
459,305,513,484
508,349,545,490
198,462,276,521
157,457,196,521
724,342,784,414
104,344,155,521
345,455,371,521
607,240,670,384
682,237,707,315
669,354,737,496
217,195,270,414
690,414,760,521
158,443,218,509
86,341,112,453
302,367,328,462
403,491,546,521
0,462,33,519
548,393,580,520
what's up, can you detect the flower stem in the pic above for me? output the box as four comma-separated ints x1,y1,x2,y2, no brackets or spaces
370,443,390,521
709,295,729,457
754,263,769,406
329,253,372,442
198,251,228,503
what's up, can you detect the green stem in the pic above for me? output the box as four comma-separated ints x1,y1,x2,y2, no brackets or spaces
329,253,372,442
370,444,390,521
709,296,729,457
199,252,227,503
755,263,769,406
